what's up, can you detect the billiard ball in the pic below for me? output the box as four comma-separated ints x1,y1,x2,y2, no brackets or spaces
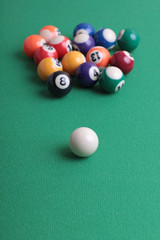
73,23,95,36
23,35,46,58
117,29,140,52
69,127,99,157
86,46,110,67
109,51,134,74
62,51,86,75
72,33,95,55
48,71,72,97
34,44,58,65
99,66,125,93
37,57,63,81
39,25,61,43
48,35,72,58
94,28,116,49
76,62,100,87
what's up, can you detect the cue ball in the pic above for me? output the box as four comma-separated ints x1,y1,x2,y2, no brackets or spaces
69,127,99,157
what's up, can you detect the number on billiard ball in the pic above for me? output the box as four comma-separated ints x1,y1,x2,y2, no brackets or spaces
48,71,72,97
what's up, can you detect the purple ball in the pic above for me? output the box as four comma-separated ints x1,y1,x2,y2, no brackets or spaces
72,33,95,55
76,62,100,88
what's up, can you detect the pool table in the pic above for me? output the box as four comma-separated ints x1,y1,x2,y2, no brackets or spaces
1,0,160,239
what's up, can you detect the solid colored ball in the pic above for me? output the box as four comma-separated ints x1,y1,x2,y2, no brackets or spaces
76,62,100,87
34,44,58,65
69,127,99,157
110,51,134,74
94,28,116,49
23,35,46,58
48,71,72,97
73,23,95,36
99,66,125,93
62,51,86,75
48,35,72,58
37,57,63,81
39,25,61,43
72,33,95,55
117,29,140,52
86,46,110,67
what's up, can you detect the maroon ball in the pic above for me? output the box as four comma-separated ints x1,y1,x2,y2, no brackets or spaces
109,51,134,74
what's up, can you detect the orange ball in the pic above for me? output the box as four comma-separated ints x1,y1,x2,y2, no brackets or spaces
86,46,110,67
39,25,61,43
37,57,63,81
23,35,46,58
62,51,86,75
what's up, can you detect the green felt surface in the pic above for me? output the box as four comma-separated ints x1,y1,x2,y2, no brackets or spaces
1,0,160,239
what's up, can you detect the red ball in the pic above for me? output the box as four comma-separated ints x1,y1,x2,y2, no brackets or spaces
23,35,46,58
109,51,134,74
48,35,72,58
34,44,58,65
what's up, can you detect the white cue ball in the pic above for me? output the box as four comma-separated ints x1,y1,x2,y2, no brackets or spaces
69,127,99,157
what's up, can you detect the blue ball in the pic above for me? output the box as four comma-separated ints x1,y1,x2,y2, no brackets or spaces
72,34,95,55
76,62,100,88
94,28,116,49
73,23,95,36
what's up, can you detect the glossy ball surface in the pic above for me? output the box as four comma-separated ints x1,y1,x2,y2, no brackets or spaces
72,34,95,55
86,46,110,67
117,29,140,52
23,35,46,58
99,66,125,93
94,28,116,49
48,71,72,97
34,44,58,65
110,51,134,74
39,25,61,42
69,127,99,157
73,23,95,36
62,51,86,75
37,57,63,81
49,35,72,58
76,62,100,87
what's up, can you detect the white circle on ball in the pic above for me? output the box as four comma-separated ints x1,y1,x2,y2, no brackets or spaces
55,74,70,89
76,29,88,35
89,50,102,63
42,44,55,53
117,29,125,40
123,51,134,61
56,28,61,36
89,66,100,81
115,80,125,92
103,28,116,42
41,39,46,46
66,40,72,52
69,127,99,157
82,55,86,62
72,44,80,51
106,66,123,80
39,29,52,42
49,35,64,44
73,33,89,43
51,58,62,68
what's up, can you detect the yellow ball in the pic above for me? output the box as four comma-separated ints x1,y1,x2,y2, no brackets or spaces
62,51,86,75
37,57,63,81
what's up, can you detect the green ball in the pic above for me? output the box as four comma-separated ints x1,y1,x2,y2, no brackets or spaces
117,29,140,52
99,66,125,93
